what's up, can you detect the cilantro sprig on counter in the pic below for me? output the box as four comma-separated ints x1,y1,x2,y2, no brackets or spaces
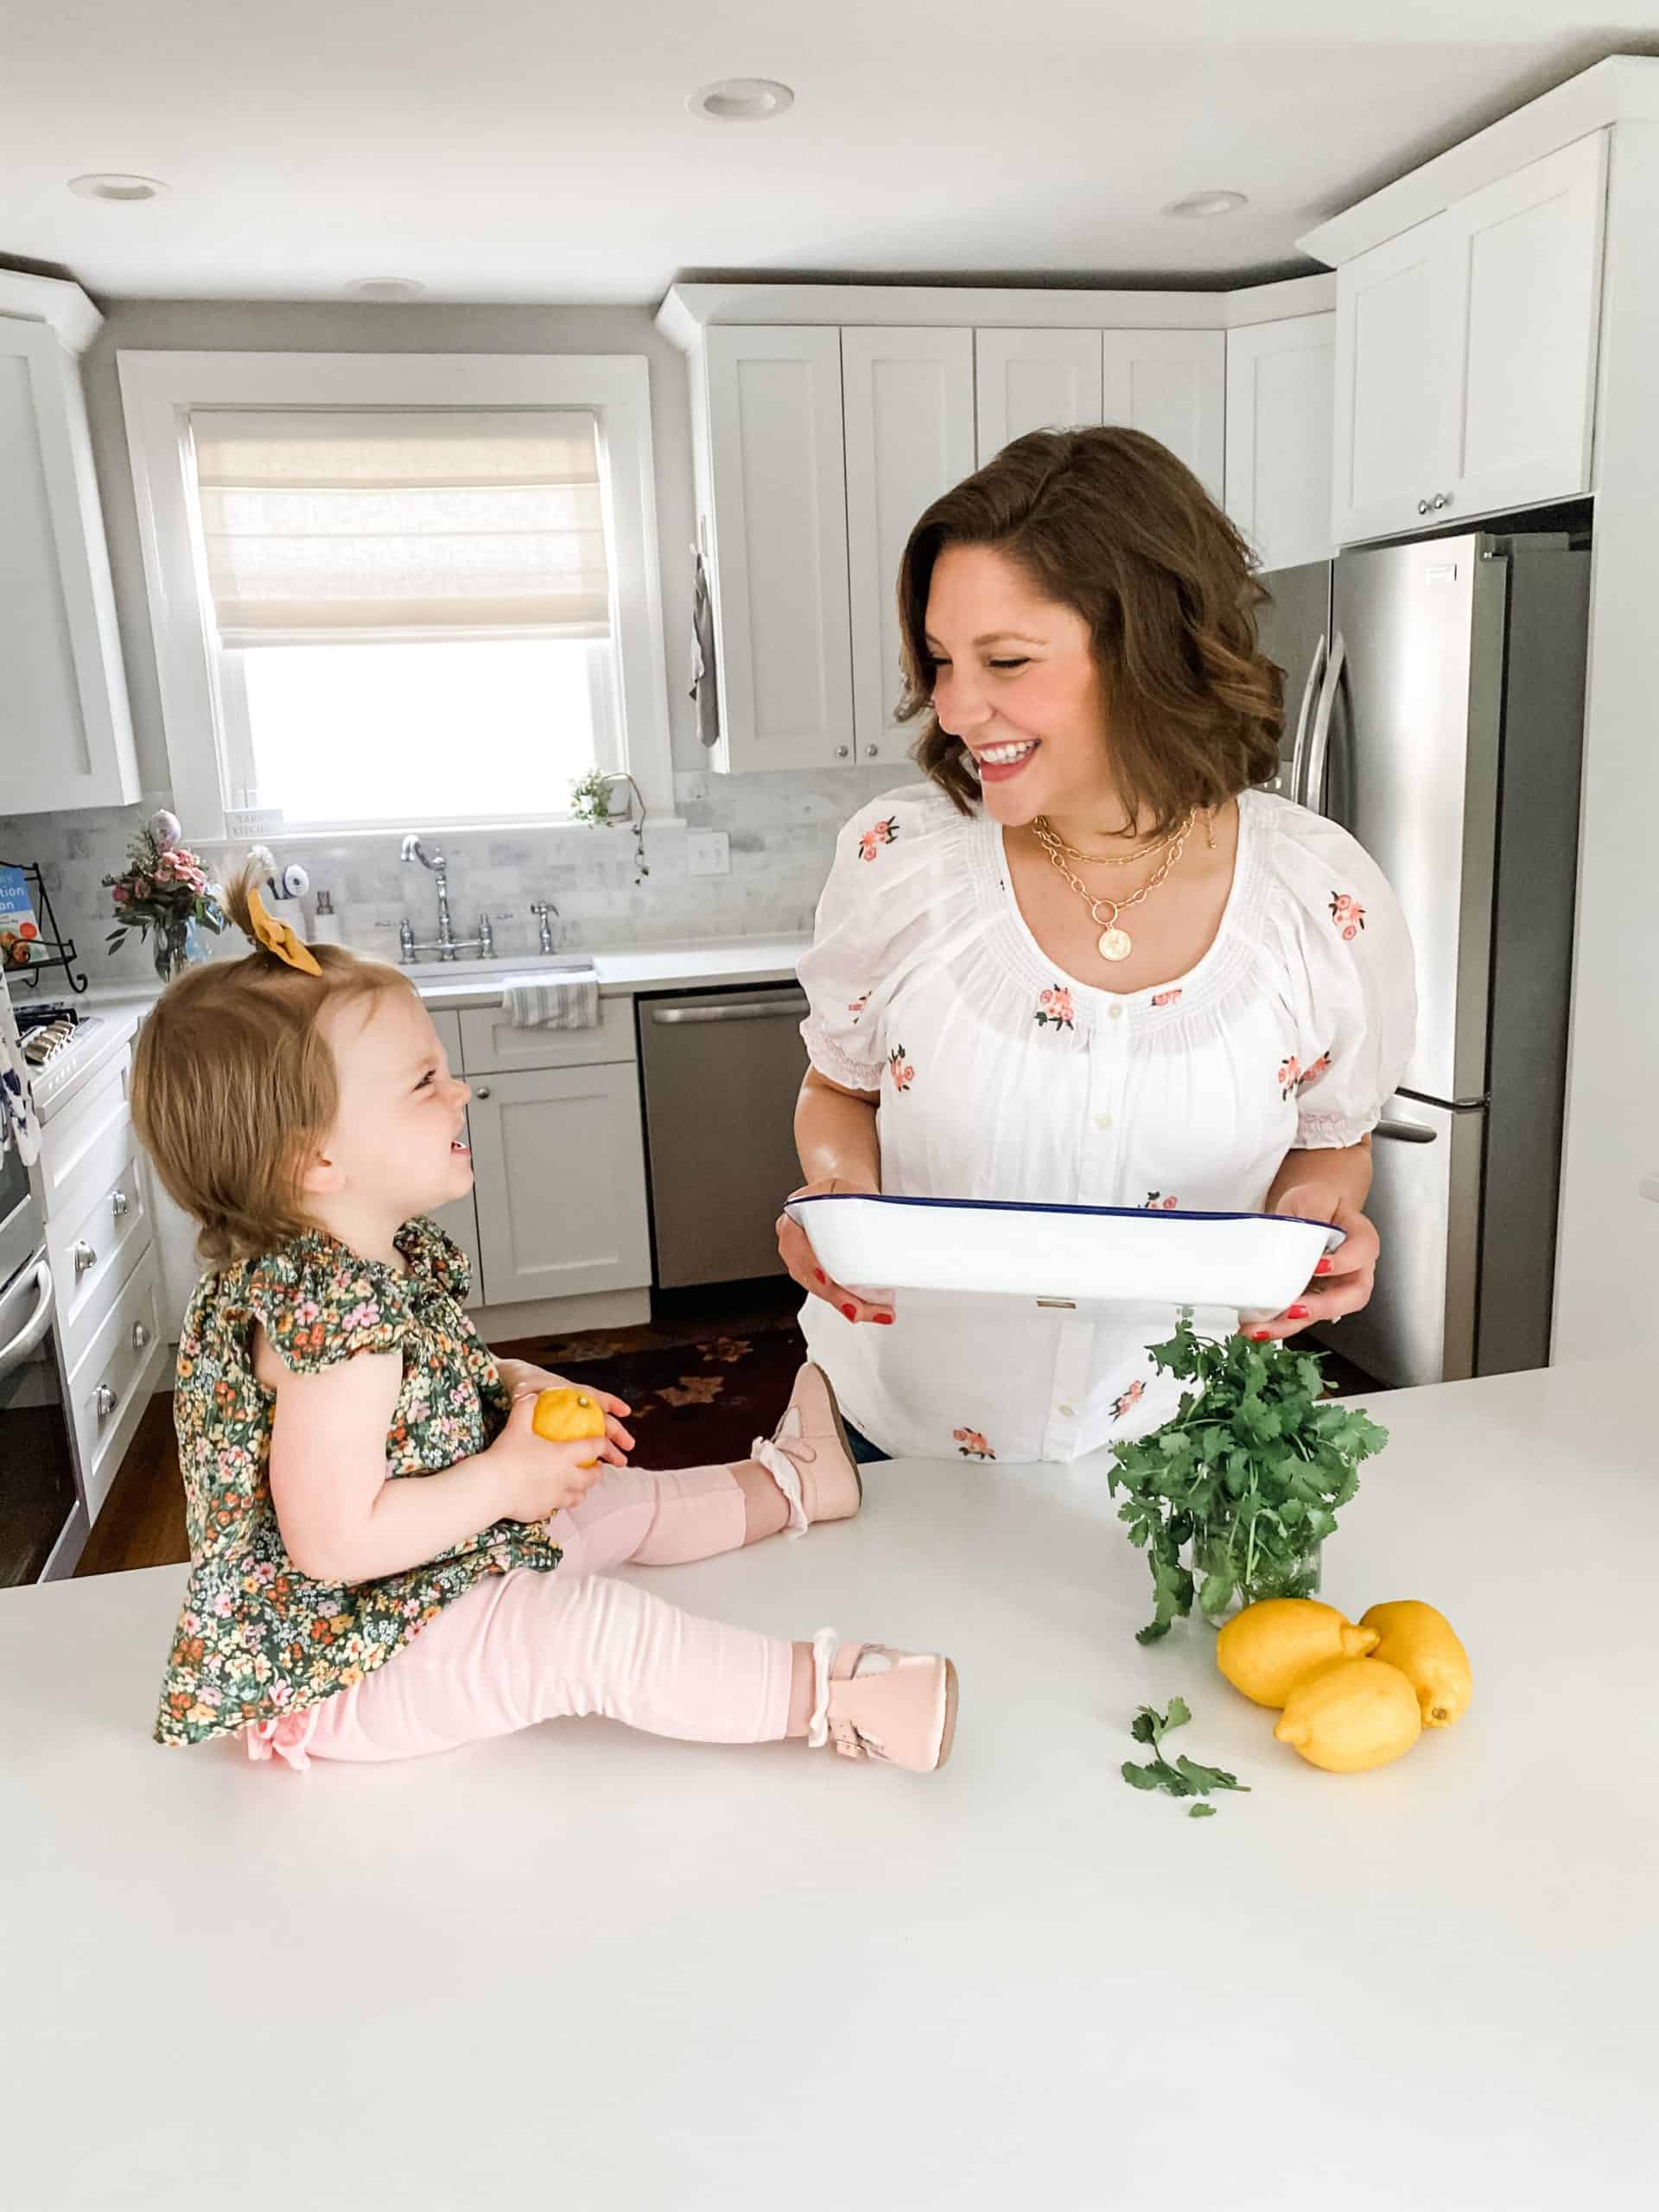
1107,1321,1389,1645
1121,1697,1249,1815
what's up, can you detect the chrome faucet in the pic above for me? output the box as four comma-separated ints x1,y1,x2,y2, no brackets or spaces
398,835,494,963
529,899,560,955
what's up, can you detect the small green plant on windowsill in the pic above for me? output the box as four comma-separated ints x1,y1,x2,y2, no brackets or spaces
1106,1319,1389,1646
569,771,650,885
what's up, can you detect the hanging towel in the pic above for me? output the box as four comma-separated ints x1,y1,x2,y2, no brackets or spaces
502,972,600,1030
0,992,41,1166
690,550,721,748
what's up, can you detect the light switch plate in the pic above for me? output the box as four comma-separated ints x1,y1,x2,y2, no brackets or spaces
686,830,730,877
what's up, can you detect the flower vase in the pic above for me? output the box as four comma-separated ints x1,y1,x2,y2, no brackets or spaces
152,918,193,982
1192,1537,1323,1628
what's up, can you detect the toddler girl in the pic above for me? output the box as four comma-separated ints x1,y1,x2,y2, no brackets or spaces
130,868,957,1775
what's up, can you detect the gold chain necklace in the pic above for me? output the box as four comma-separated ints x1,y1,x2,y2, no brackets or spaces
1032,814,1192,963
1034,812,1191,868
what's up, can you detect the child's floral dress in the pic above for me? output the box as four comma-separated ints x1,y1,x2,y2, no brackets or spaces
156,1217,561,1749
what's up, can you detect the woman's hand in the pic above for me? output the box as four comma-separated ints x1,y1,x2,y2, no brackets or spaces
1243,1186,1381,1343
486,1389,629,1524
775,1176,895,1326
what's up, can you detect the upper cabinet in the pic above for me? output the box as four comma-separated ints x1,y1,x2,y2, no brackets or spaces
842,327,976,766
976,327,1225,500
976,328,1103,454
1224,313,1336,574
0,286,139,815
1331,132,1608,544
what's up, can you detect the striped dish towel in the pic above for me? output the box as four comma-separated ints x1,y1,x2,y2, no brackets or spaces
502,972,600,1030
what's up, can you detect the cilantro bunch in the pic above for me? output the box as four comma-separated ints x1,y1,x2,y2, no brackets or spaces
1106,1320,1389,1645
1121,1698,1249,1817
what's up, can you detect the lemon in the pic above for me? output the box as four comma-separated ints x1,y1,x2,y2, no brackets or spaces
1359,1600,1471,1729
531,1387,607,1467
1214,1598,1380,1709
1273,1657,1422,1772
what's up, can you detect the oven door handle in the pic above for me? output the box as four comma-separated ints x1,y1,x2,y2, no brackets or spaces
0,1259,56,1378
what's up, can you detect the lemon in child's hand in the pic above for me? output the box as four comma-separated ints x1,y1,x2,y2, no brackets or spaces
1359,1600,1472,1728
531,1388,607,1467
1215,1598,1379,1709
1273,1657,1422,1772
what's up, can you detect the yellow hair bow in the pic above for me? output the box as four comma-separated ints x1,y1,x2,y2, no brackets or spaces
246,884,322,977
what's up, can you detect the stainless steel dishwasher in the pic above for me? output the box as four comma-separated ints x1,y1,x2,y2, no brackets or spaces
638,982,810,1287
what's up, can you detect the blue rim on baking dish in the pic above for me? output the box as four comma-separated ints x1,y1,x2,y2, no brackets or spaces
786,1192,1344,1237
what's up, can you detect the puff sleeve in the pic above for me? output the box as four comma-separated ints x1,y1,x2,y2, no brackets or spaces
247,1237,413,1375
1268,808,1418,1149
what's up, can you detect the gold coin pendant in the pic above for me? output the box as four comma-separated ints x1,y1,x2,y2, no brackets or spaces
1097,926,1133,963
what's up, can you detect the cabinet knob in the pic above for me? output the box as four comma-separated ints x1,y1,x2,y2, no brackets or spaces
94,1382,118,1423
131,1321,150,1354
834,745,850,760
474,1084,492,1099
73,1240,98,1278
1432,493,1451,511
1418,499,1430,515
865,745,880,759
111,1188,130,1219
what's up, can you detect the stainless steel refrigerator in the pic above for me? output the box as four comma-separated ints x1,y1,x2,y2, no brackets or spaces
1255,530,1591,1388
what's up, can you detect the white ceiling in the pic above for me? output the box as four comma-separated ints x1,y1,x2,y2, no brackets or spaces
5,1,1657,305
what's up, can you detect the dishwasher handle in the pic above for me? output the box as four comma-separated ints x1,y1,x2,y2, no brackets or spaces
650,995,809,1026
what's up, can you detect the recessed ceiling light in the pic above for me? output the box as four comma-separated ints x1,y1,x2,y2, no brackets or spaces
1163,190,1249,219
348,279,427,301
68,173,168,203
688,78,795,123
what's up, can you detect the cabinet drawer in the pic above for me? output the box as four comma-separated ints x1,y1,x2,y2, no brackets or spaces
67,1242,166,1522
459,996,635,1075
35,1059,130,1213
48,1134,152,1365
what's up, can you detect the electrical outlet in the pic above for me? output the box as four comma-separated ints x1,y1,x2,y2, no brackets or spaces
686,830,730,877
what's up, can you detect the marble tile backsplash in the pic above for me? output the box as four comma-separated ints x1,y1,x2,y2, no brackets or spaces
0,764,918,987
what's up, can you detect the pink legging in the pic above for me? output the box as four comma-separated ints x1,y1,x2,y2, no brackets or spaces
249,1463,794,1770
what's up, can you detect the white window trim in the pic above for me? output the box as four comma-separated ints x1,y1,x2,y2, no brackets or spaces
117,351,677,841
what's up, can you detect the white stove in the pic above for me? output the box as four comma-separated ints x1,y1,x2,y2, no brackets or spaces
7,1003,123,1123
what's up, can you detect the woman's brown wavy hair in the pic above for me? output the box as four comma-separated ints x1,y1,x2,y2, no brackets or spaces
895,426,1283,836
130,859,413,1268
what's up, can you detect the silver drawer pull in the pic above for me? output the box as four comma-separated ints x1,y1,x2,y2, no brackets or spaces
474,1084,492,1099
111,1188,130,1218
74,1240,99,1277
1374,1116,1437,1145
650,998,809,1026
94,1382,118,1423
131,1321,150,1353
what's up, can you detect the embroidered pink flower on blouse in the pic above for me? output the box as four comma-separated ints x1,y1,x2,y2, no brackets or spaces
1034,985,1076,1032
1330,892,1366,941
1281,1050,1332,1101
1144,1191,1179,1210
848,991,871,1024
858,817,899,862
1297,1051,1332,1094
1150,988,1183,1007
953,1427,995,1460
1110,1379,1147,1421
887,1046,914,1092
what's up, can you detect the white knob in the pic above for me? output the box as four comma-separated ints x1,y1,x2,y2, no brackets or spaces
131,1321,150,1353
94,1382,118,1422
74,1241,98,1277
111,1188,130,1218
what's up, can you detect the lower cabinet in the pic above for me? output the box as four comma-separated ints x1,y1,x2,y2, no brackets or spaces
426,1106,486,1312
466,1063,651,1305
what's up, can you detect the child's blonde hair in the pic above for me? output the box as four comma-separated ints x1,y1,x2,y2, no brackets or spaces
130,861,414,1268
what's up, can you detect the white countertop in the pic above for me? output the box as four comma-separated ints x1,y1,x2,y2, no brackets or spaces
3,1359,1656,2209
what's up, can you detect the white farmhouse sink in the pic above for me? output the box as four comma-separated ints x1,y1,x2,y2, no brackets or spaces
400,951,597,988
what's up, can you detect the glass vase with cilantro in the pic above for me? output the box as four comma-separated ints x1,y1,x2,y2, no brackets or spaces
1106,1319,1389,1646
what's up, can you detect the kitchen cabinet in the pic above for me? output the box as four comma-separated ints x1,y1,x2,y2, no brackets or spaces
841,327,976,763
0,292,139,814
423,1007,483,1309
702,326,854,773
975,328,1225,496
1224,313,1336,572
466,1062,651,1306
1332,132,1607,543
975,328,1103,457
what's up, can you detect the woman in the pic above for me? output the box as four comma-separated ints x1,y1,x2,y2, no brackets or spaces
776,428,1414,1466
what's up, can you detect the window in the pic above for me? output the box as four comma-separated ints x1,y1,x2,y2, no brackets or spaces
118,353,674,839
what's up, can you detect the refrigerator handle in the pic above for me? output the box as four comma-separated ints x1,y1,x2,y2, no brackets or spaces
1300,629,1346,817
1286,631,1327,806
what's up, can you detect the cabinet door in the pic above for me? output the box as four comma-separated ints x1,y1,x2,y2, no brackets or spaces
0,317,138,812
1447,130,1607,521
1331,213,1460,544
975,329,1103,459
1224,314,1336,573
703,327,854,772
428,1124,485,1312
1100,329,1226,503
842,327,976,766
467,1064,650,1306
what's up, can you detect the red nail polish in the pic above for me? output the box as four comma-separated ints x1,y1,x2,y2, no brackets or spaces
1250,1328,1272,1341
875,1311,894,1325
1314,1257,1333,1274
1287,1304,1309,1319
841,1303,858,1321
814,1269,826,1283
